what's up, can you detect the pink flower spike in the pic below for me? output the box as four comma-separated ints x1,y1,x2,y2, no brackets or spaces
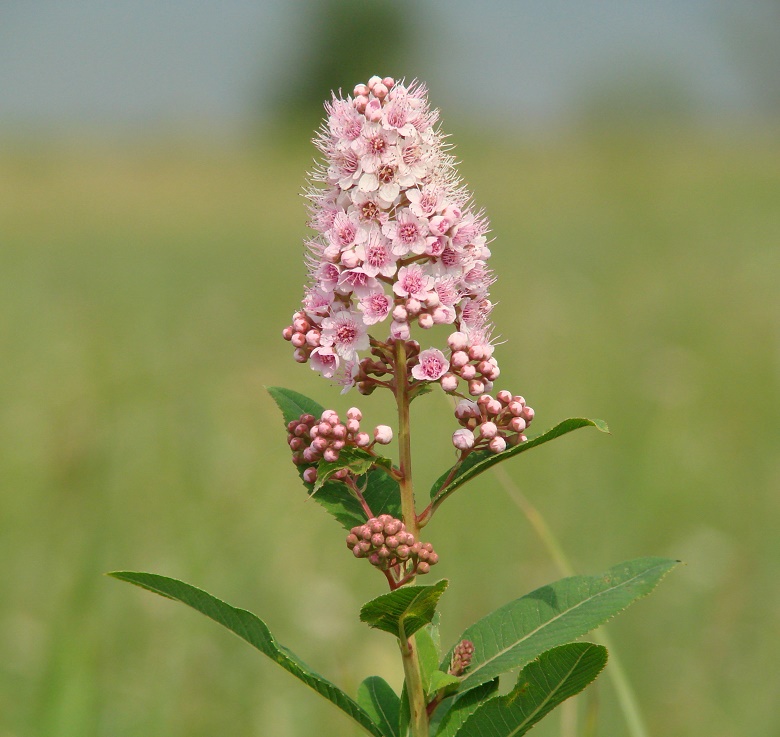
411,348,450,382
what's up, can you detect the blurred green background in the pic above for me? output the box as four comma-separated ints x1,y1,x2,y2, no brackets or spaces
1,2,779,736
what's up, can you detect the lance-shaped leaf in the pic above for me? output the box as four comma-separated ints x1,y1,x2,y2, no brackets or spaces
267,386,402,529
360,580,449,639
442,557,678,693
429,418,609,510
433,679,500,737
109,571,384,737
357,676,401,737
455,643,608,737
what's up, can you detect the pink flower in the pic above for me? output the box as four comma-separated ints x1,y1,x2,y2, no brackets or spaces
384,208,429,256
309,347,339,378
393,264,434,300
411,348,450,381
355,232,397,278
329,211,365,249
358,291,392,325
320,309,369,360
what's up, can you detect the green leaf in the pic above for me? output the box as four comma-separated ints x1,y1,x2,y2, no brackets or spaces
416,628,440,694
313,447,376,492
455,643,608,737
357,676,401,737
360,580,449,639
443,557,678,693
267,387,401,530
109,571,383,737
267,385,324,426
433,679,499,737
428,670,461,695
429,418,609,509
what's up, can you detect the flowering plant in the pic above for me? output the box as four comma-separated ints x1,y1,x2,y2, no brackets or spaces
111,76,677,737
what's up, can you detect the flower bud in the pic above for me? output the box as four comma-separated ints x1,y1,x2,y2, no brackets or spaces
479,421,498,439
347,407,362,421
303,467,318,484
440,373,459,393
396,544,410,559
381,76,395,89
374,425,393,444
522,407,535,422
418,312,434,329
282,326,294,341
353,83,369,97
373,82,388,100
346,418,360,434
510,417,527,433
385,535,399,549
468,379,485,396
355,432,371,447
371,533,385,547
392,304,408,321
497,389,512,404
452,428,475,450
489,436,507,453
323,448,340,462
368,75,383,88
448,332,469,351
293,348,309,363
384,518,402,535
451,350,469,368
417,562,431,574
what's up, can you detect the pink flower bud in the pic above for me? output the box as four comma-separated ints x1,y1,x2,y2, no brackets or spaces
510,417,527,433
354,95,368,113
365,98,382,121
487,399,502,416
369,518,384,534
346,418,360,434
317,422,332,437
451,350,469,369
522,407,535,422
391,320,410,340
513,395,526,405
382,76,395,89
305,329,321,347
479,421,498,439
418,313,434,329
428,215,450,236
288,436,304,451
448,332,469,351
385,535,399,549
468,379,485,396
346,532,358,548
282,326,294,341
340,249,360,268
374,425,393,444
353,84,369,97
291,333,307,348
396,544,410,559
353,546,365,558
332,424,347,440
373,82,388,100
323,448,340,462
311,436,328,452
405,298,421,316
392,305,408,321
497,390,512,404
368,75,382,89
355,432,371,447
347,407,362,421
303,467,318,484
489,436,507,453
477,360,492,375
302,447,317,463
417,562,431,574
293,317,310,333
469,345,485,361
460,364,476,380
371,533,385,547
508,401,524,416
384,518,402,535
331,439,345,450
440,373,459,392
452,428,475,450
442,204,462,221
428,552,439,565
432,306,452,324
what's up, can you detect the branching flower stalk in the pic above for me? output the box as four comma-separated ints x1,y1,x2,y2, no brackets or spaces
112,73,676,737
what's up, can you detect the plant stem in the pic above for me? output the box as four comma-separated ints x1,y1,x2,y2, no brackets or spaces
393,340,419,538
392,339,428,737
399,628,429,737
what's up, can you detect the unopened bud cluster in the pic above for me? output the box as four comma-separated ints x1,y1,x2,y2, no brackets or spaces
287,407,392,483
352,339,420,395
451,391,535,454
448,639,475,677
346,514,439,574
438,330,499,396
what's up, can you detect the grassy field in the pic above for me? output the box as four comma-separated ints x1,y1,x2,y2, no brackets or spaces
1,127,778,737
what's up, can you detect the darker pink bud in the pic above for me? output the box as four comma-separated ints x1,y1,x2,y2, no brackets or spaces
303,467,318,484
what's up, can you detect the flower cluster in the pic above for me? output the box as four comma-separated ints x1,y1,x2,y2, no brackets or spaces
346,515,439,575
448,640,475,677
451,391,535,454
284,74,498,393
287,407,392,483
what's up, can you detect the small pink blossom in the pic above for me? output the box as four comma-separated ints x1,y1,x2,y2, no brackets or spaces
355,232,397,278
411,348,450,381
358,291,392,325
383,208,429,256
320,309,369,360
393,264,434,300
309,347,339,378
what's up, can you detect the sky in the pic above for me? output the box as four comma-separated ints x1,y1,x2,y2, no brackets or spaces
1,0,776,134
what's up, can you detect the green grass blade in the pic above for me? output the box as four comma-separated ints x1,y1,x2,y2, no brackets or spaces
109,571,384,737
442,557,678,693
455,643,608,737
